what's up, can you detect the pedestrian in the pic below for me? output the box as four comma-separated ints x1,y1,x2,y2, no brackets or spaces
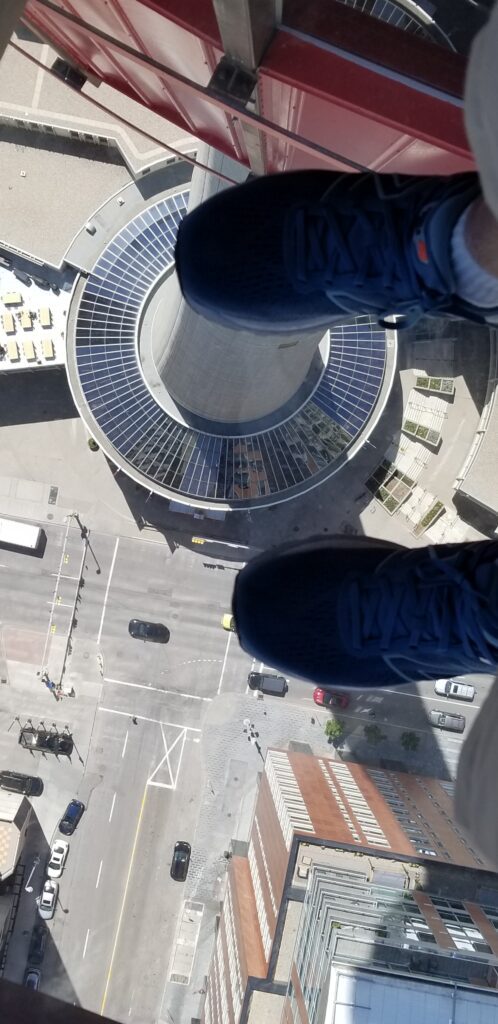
131,716,138,725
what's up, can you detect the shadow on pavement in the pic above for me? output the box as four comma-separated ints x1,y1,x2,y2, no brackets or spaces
4,809,81,1008
0,368,77,426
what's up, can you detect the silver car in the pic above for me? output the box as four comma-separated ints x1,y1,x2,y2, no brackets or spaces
434,679,475,702
47,839,69,879
429,709,466,733
38,879,58,920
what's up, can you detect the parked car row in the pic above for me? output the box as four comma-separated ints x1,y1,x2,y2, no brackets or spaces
37,802,83,924
27,798,84,993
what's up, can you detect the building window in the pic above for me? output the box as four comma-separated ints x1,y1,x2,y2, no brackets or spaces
266,751,314,849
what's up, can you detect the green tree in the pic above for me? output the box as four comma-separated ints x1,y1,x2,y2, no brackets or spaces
401,731,420,751
364,724,386,745
325,718,344,742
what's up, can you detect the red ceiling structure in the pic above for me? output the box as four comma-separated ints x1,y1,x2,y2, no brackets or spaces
23,0,475,176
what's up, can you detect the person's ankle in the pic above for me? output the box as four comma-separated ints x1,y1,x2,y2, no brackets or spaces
451,199,498,307
464,198,498,277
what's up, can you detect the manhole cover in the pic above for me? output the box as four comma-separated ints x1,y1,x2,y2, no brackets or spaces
47,513,54,520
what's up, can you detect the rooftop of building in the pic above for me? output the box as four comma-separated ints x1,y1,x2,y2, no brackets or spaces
0,25,196,267
325,967,498,1024
0,792,29,881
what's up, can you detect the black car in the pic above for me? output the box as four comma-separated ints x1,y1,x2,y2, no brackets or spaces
23,968,41,990
28,925,47,966
170,841,191,882
0,770,43,796
247,672,288,696
51,58,86,91
59,799,85,836
13,268,31,285
128,619,170,643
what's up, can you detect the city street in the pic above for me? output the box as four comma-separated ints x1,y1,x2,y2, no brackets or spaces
0,520,494,1024
0,12,495,1024
0,526,254,1020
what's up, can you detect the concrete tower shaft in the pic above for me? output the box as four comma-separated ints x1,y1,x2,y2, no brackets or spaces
148,147,324,425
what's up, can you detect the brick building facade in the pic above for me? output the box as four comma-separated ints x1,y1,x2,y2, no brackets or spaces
202,748,498,1024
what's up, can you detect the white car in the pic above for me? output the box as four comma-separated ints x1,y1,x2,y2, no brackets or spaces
38,879,58,920
434,679,475,702
47,839,69,879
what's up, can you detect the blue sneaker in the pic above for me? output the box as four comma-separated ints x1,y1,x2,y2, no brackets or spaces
232,537,498,687
175,169,492,334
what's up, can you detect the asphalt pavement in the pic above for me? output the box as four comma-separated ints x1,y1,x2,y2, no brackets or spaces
0,522,494,1024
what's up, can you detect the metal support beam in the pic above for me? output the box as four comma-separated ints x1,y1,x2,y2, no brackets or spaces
211,0,282,175
212,0,281,68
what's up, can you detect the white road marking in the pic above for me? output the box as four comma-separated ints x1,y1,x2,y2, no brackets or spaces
96,860,103,889
100,789,148,1014
121,731,128,758
104,677,212,702
147,725,187,789
83,928,90,958
97,538,120,645
381,688,481,711
217,632,232,695
98,706,201,731
246,658,256,694
109,793,116,822
32,43,48,108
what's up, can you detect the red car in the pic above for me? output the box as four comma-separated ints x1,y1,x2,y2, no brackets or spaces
313,688,349,709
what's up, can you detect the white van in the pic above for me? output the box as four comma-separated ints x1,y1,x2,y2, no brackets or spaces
434,679,475,702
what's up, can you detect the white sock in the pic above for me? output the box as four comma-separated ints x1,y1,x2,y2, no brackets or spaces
451,203,498,308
